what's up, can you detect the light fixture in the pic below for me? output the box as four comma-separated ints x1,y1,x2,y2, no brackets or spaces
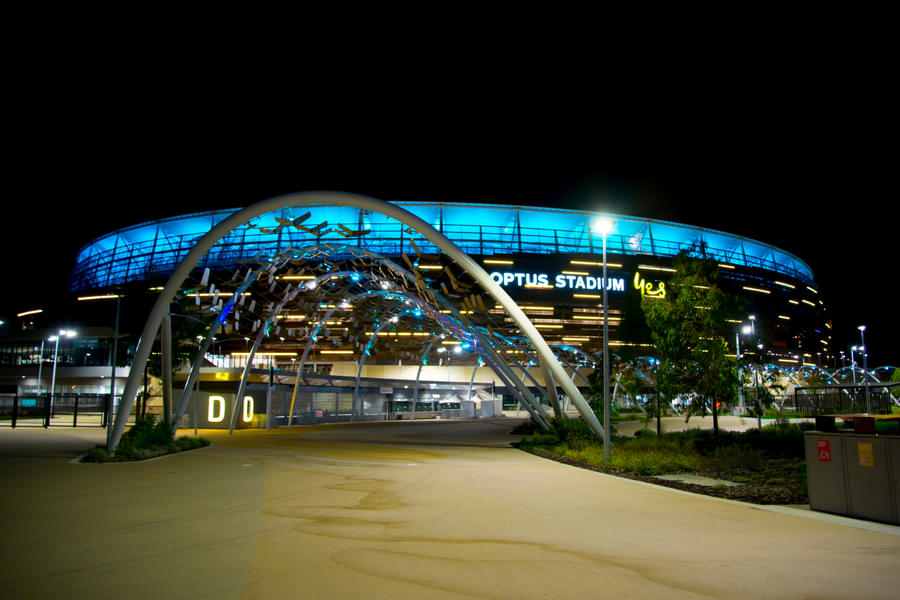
858,325,870,413
592,217,614,235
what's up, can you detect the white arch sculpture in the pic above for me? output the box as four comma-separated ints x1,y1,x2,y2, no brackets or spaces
108,191,606,452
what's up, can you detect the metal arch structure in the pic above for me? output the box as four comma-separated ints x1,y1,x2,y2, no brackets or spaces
108,191,606,453
190,243,483,430
746,363,900,411
610,359,658,411
182,229,480,430
873,366,898,380
285,277,554,428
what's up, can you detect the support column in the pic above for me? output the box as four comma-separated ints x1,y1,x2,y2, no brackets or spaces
353,314,401,420
161,311,173,424
540,363,562,417
474,332,550,429
411,339,435,420
229,329,265,434
174,271,258,432
477,345,549,430
467,361,480,405
496,342,559,418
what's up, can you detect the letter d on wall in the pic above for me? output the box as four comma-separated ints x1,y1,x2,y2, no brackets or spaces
209,395,226,423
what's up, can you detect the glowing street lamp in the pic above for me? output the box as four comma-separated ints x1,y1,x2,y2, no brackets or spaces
592,216,614,462
48,329,77,419
858,325,871,413
736,323,754,413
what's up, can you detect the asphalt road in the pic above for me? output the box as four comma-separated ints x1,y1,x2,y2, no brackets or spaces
1,419,899,599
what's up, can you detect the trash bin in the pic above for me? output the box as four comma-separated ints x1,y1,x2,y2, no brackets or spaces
805,432,849,515
844,435,894,523
805,423,900,525
890,436,900,521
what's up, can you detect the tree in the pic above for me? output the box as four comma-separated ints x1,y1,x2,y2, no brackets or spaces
616,286,653,361
641,252,747,443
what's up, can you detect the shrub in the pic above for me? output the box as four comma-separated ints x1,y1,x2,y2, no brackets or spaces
528,433,562,447
83,447,110,463
511,419,542,435
81,415,210,462
738,423,811,459
707,445,764,472
118,414,175,451
633,428,657,439
550,416,608,450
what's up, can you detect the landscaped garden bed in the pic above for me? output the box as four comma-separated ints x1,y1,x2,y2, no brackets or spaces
513,418,811,505
81,415,210,462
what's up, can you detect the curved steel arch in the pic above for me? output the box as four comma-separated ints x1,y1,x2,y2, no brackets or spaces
108,191,605,452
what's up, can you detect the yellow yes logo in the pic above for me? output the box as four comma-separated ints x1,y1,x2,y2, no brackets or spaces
634,272,666,298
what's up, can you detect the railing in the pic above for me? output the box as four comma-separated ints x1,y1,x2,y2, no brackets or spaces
784,389,894,416
70,212,816,291
0,393,115,428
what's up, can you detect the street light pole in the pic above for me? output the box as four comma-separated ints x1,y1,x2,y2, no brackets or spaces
49,335,60,416
48,330,76,420
756,343,763,429
593,217,614,463
747,316,763,428
735,330,741,413
108,295,120,446
36,339,45,395
737,325,751,414
858,326,871,413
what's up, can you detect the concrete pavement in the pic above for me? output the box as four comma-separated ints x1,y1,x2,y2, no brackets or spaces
1,419,899,599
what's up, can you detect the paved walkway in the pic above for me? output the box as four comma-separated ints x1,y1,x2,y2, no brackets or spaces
1,420,899,599
610,414,798,437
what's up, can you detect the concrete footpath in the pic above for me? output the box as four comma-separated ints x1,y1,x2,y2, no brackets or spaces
1,419,899,599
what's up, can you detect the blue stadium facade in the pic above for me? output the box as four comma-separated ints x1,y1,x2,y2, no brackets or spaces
70,202,831,366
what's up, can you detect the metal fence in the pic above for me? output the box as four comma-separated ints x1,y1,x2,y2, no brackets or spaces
784,387,895,416
0,393,115,428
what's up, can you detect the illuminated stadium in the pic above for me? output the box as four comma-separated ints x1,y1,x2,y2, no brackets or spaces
71,194,829,365
61,190,898,451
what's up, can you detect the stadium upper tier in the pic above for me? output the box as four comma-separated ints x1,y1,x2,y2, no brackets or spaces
70,202,815,292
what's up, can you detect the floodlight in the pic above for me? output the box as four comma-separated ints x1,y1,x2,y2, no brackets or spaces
592,217,614,235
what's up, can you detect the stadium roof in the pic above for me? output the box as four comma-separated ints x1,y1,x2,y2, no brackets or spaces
72,202,814,292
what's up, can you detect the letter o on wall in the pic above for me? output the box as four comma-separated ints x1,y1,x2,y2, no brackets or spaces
209,395,226,423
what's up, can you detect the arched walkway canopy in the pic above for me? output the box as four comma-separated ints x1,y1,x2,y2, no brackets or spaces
109,192,606,451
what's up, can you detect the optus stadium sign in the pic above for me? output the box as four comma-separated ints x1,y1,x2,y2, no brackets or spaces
489,271,626,292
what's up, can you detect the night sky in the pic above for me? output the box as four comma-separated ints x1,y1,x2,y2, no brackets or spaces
3,103,895,367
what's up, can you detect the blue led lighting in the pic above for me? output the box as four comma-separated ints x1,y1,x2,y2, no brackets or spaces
71,202,815,291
